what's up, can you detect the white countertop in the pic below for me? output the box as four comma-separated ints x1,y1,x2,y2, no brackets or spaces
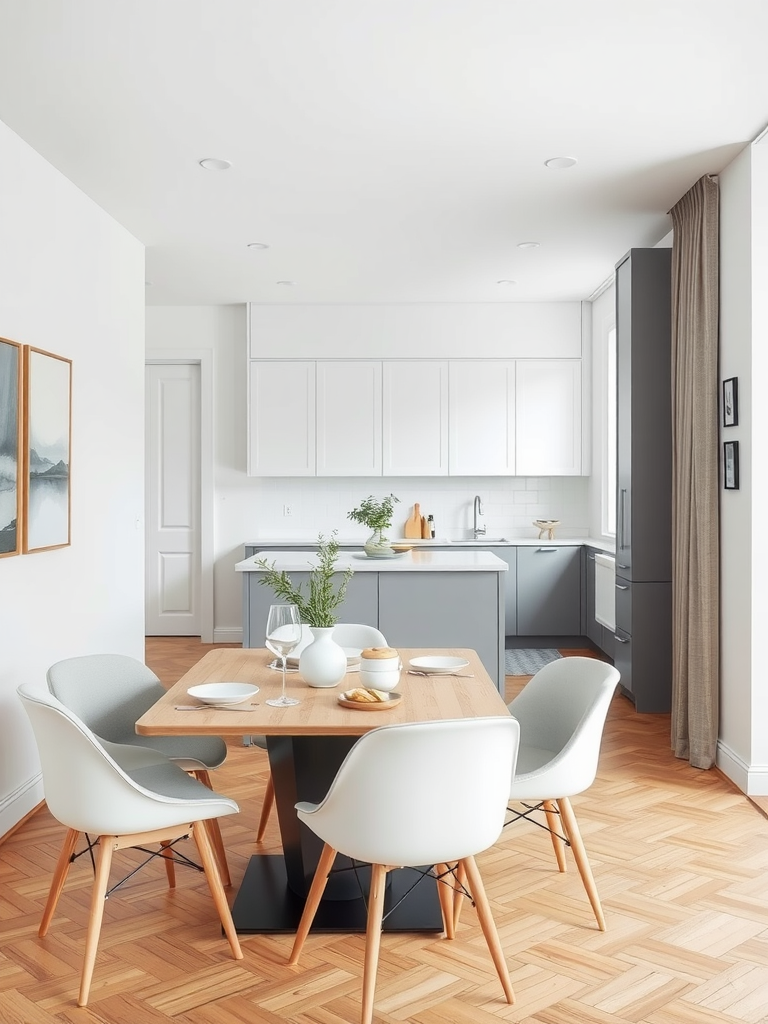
236,549,509,573
244,536,615,553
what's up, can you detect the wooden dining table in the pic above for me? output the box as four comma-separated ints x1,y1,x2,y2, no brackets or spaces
136,646,510,934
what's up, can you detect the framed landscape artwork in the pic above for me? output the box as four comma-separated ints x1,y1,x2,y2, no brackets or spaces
0,337,22,558
23,346,72,553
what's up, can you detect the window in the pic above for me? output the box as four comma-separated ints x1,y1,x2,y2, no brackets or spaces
603,326,617,537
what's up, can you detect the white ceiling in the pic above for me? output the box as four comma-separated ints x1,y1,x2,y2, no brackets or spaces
1,0,767,306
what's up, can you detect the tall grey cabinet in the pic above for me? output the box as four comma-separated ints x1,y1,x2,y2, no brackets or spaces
614,248,672,713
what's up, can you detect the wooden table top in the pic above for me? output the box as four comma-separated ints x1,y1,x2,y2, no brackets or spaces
135,647,509,738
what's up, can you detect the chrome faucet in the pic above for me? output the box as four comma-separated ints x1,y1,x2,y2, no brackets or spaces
473,495,486,539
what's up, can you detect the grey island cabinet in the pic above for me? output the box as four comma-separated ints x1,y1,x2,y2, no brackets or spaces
235,549,508,692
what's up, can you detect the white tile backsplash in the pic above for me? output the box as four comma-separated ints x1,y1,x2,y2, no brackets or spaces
249,476,589,541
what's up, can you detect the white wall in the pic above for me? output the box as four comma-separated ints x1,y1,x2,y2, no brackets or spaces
147,304,590,642
0,121,146,834
717,141,768,792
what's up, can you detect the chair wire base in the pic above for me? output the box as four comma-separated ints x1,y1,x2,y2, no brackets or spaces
504,801,571,848
76,832,203,897
330,860,475,921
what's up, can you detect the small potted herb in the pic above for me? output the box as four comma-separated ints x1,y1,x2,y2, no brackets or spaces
347,493,400,557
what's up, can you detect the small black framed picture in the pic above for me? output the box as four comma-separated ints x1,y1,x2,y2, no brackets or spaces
724,440,739,490
723,376,739,427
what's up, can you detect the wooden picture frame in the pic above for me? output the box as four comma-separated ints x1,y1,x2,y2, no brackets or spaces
23,346,72,553
0,337,23,558
723,440,739,490
722,376,739,427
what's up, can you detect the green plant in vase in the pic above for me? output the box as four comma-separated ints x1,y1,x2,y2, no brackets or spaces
255,532,354,688
254,531,353,628
347,493,400,558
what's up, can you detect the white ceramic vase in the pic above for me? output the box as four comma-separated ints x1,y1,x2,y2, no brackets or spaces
298,626,347,688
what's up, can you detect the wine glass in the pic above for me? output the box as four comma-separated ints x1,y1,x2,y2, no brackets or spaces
265,604,303,707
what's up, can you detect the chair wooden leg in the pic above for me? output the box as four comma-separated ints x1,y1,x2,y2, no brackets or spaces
452,859,467,931
203,817,231,887
192,769,231,887
78,834,114,1006
160,840,176,888
256,773,275,843
460,855,515,1005
40,827,80,937
557,797,606,931
289,843,337,965
434,863,455,939
192,821,243,959
543,799,568,873
361,863,389,1024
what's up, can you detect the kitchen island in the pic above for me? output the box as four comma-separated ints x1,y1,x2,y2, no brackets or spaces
236,549,508,691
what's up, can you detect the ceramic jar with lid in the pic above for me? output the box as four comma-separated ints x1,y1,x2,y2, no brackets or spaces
358,646,401,691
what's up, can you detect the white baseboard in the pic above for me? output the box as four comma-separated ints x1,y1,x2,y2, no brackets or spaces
213,627,243,644
0,774,44,840
716,740,768,794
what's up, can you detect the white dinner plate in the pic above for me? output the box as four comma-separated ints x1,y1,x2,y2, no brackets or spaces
408,656,470,674
187,682,260,705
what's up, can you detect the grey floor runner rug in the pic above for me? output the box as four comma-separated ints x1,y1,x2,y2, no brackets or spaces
504,648,562,676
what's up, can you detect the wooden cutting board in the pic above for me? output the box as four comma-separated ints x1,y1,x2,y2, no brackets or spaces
421,515,431,539
404,503,423,539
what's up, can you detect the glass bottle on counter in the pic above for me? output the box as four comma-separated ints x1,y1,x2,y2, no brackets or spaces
427,514,435,538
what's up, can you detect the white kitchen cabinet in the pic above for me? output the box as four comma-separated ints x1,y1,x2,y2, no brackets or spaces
248,356,584,478
448,360,516,475
382,360,449,476
247,360,316,476
515,359,582,475
316,361,382,476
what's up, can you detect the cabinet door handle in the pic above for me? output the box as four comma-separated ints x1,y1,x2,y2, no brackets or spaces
615,636,630,644
537,547,558,553
587,554,595,561
615,584,629,591
619,488,627,550
617,563,629,570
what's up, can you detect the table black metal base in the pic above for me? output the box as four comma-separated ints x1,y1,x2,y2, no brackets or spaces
231,854,444,934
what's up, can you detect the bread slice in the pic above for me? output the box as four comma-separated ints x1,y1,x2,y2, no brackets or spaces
345,687,388,703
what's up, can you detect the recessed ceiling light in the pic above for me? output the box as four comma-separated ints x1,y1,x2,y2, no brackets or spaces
276,280,296,286
496,279,517,286
247,242,269,249
198,157,231,171
545,156,577,169
517,241,540,249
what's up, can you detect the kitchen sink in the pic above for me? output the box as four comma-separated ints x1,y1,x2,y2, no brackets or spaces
452,537,510,544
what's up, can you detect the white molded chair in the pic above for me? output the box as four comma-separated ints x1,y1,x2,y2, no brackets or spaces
17,684,242,1007
493,656,620,931
288,716,520,1024
46,653,231,883
331,622,387,649
254,623,388,843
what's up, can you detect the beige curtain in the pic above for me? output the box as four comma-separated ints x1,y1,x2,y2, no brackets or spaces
669,175,720,768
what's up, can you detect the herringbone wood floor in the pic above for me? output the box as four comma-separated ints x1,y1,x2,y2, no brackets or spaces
3,638,768,1023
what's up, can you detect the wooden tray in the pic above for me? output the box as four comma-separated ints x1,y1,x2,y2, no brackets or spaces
338,691,402,711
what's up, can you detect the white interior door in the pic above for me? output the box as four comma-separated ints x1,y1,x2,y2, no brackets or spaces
145,362,201,635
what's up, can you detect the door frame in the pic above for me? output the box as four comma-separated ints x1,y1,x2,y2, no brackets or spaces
145,349,214,643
